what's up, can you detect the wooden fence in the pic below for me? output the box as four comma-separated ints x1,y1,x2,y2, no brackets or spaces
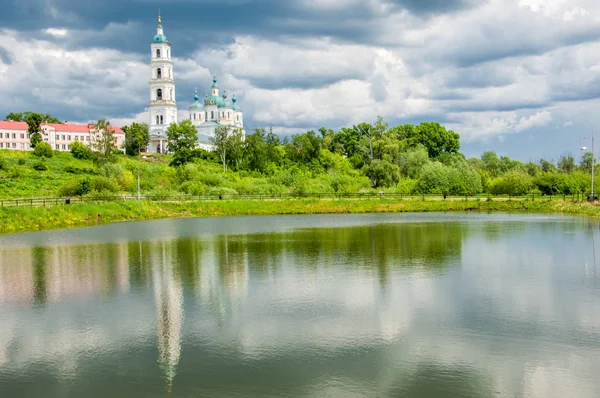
0,192,589,208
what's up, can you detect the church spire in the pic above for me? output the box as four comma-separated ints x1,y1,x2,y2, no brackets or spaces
158,9,162,25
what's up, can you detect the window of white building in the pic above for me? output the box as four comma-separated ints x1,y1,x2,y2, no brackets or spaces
156,49,161,58
157,89,162,100
20,143,24,149
0,143,3,148
11,133,15,139
157,68,162,78
12,143,16,148
20,133,24,139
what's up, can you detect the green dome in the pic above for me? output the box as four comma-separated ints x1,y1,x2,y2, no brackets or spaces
189,92,204,110
232,94,241,111
218,90,231,108
205,95,222,106
153,27,169,43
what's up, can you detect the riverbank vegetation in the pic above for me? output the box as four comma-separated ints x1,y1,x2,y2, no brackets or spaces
0,114,597,200
0,198,599,234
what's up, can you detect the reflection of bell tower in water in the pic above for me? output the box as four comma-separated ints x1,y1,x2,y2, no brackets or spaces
152,242,183,393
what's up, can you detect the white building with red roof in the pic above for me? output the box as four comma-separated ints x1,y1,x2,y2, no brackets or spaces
0,120,124,152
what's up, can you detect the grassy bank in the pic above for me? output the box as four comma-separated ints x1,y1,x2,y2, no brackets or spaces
0,198,598,234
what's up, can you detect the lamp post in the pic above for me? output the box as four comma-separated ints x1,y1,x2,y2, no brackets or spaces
581,134,595,203
137,141,141,200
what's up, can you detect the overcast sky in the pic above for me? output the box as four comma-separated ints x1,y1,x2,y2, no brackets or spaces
1,0,599,160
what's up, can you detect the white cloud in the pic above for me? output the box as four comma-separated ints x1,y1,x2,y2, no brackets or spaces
516,111,553,132
44,28,68,37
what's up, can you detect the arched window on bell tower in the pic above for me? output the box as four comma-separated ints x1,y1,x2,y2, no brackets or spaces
211,111,214,119
157,68,162,79
160,115,164,124
156,49,161,58
170,89,173,100
156,115,159,124
157,89,162,100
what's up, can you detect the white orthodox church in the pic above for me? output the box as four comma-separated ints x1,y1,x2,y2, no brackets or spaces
146,15,244,153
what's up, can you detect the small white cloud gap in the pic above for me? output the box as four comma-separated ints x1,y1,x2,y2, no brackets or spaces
563,121,574,127
45,28,68,37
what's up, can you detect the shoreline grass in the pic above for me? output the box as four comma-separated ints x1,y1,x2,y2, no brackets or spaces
0,198,598,235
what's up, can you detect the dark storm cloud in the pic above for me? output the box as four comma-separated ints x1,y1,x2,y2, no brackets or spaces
387,0,486,14
0,0,484,56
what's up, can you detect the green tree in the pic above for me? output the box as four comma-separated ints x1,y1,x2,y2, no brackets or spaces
392,122,460,159
399,144,429,179
212,125,232,172
335,127,362,158
91,119,117,165
123,122,149,156
228,128,245,170
524,161,541,177
580,152,594,173
540,158,556,173
32,142,53,158
42,114,62,124
558,152,575,174
244,128,268,172
70,141,93,160
5,112,23,122
24,112,44,149
481,151,500,177
489,171,533,196
166,119,198,167
287,130,322,165
418,161,452,196
364,159,399,188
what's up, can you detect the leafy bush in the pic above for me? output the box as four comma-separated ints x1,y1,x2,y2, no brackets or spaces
206,187,239,196
17,158,26,166
179,181,208,196
32,142,53,158
65,166,97,175
70,141,93,160
0,158,7,171
58,176,119,197
32,161,48,171
397,178,418,194
99,163,124,179
489,171,533,196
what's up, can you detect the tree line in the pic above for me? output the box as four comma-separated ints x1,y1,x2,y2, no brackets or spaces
132,117,593,196
4,110,596,197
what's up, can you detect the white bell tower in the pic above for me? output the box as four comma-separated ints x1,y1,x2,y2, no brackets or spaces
149,11,177,152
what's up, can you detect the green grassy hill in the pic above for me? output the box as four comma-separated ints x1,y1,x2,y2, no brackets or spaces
0,149,376,200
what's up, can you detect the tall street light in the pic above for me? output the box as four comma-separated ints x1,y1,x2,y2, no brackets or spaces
581,134,595,203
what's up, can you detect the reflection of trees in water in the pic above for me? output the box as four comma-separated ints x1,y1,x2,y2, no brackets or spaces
224,222,464,285
386,361,493,398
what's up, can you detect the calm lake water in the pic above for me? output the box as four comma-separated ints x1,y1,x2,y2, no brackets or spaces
1,213,600,397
